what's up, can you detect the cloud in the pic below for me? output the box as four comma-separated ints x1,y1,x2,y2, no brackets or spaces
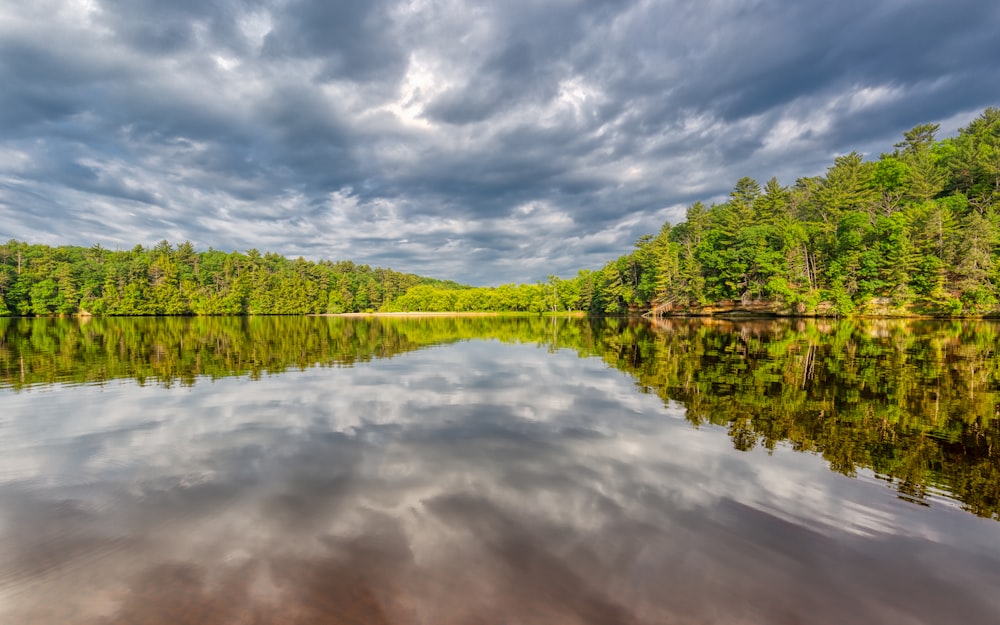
1,0,998,283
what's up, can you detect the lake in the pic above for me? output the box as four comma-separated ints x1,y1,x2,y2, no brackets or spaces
1,315,999,624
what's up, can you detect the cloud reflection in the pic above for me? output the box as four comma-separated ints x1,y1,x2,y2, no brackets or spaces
1,341,999,624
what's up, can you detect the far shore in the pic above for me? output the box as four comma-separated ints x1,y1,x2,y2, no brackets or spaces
309,311,588,318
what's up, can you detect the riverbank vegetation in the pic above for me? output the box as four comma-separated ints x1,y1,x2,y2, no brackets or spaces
2,107,998,317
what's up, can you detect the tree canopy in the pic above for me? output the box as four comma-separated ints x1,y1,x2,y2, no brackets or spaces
0,241,464,316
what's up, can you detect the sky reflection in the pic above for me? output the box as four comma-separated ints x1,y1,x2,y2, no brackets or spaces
1,340,999,624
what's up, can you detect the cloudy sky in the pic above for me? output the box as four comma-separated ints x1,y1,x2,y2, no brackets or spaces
1,0,998,284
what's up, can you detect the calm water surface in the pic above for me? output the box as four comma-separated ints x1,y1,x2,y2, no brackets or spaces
1,316,999,624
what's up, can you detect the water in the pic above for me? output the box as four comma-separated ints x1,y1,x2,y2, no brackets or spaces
1,316,999,624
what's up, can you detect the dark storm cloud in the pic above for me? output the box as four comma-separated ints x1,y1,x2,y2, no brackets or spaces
1,0,998,284
262,0,408,83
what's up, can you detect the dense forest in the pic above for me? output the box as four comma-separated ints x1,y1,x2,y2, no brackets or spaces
396,107,1000,316
3,315,998,520
2,106,999,317
0,240,468,316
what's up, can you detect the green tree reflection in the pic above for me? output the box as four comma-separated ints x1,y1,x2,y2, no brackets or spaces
1,316,997,520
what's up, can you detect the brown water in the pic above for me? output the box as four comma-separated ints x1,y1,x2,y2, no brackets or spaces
1,316,999,624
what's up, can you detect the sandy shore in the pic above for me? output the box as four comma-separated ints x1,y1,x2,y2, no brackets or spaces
309,311,586,317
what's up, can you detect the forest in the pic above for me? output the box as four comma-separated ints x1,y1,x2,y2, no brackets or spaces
0,241,465,316
394,106,1000,316
2,106,999,317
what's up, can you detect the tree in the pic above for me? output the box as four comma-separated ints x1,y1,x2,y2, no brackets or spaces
954,210,998,312
29,278,61,315
756,177,790,223
814,152,877,217
893,124,945,202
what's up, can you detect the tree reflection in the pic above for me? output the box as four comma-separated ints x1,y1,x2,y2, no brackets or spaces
1,315,998,520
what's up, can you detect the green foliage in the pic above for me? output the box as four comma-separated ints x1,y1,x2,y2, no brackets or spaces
384,282,554,313
613,107,1000,316
0,241,442,317
941,107,1000,202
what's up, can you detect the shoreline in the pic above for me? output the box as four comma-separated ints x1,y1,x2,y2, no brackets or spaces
309,311,588,318
2,310,997,320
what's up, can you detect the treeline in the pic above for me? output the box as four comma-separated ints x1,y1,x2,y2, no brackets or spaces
0,240,464,316
0,237,574,317
387,107,1000,316
383,282,564,313
0,315,595,388
585,106,1000,315
602,317,1000,519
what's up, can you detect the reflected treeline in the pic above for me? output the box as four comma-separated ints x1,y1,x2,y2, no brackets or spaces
598,317,1000,521
0,315,597,389
2,315,998,520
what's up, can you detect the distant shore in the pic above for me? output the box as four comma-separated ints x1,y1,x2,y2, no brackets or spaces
310,311,588,318
3,309,997,320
